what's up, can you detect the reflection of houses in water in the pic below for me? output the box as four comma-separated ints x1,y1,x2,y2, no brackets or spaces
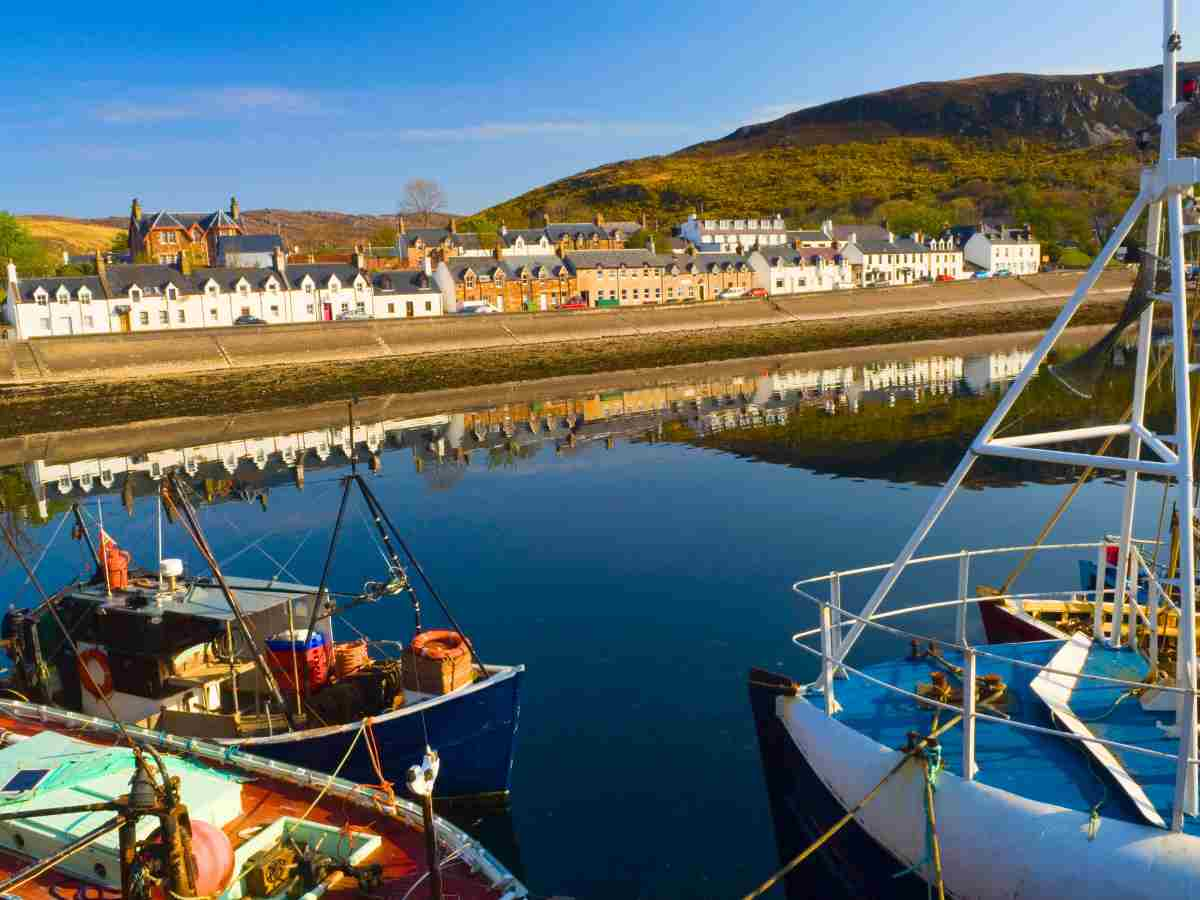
17,347,1043,513
963,350,1037,395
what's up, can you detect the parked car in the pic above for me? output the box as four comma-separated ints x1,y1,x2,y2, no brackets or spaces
747,287,768,298
936,274,954,282
457,304,498,315
337,309,372,321
560,299,589,310
718,287,748,300
233,315,266,326
971,271,991,279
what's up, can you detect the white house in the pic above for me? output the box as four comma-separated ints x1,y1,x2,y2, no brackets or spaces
921,233,965,279
964,227,1041,275
3,248,443,340
840,235,933,286
678,214,790,252
749,248,854,295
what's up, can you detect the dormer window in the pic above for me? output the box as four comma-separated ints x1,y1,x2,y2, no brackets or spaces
56,285,70,303
328,277,341,292
237,280,250,296
302,278,314,294
165,285,178,301
464,272,475,286
129,286,143,302
33,287,48,304
265,279,278,293
205,281,219,296
78,287,91,302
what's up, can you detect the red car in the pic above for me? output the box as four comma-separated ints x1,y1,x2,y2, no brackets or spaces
560,298,589,311
747,287,768,298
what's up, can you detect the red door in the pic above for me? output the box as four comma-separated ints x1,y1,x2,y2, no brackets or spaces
322,303,333,321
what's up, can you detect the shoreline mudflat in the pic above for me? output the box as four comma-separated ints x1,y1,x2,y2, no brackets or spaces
0,271,1135,437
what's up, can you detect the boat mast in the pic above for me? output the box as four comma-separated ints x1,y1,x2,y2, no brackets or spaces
828,0,1200,830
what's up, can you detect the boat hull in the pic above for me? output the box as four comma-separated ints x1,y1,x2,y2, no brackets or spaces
755,682,1200,900
978,598,1066,644
228,665,522,804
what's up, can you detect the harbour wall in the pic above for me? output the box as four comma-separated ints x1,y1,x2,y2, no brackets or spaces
0,271,1132,385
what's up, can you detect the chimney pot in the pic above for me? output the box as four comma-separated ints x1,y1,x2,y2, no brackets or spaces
423,256,432,276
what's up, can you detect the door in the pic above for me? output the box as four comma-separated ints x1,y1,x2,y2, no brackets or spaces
406,301,415,318
118,311,131,333
322,303,333,322
698,286,705,301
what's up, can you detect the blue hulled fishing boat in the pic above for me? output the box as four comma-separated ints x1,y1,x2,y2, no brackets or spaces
1,442,523,805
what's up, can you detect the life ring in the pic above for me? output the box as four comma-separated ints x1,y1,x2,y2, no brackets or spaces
78,648,114,700
410,630,468,660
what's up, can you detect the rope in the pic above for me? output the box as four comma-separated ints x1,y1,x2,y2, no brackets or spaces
892,742,945,900
362,717,397,807
296,720,365,825
738,692,1003,900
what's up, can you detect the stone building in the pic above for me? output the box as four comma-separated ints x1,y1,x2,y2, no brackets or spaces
435,252,576,313
128,196,245,266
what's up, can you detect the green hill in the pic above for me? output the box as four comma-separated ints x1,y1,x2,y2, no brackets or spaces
472,64,1200,256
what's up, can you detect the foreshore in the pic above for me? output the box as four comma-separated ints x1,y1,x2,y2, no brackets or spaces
0,270,1134,437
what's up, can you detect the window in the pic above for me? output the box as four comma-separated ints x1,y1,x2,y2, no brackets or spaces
425,301,432,313
159,311,168,324
387,303,395,314
160,232,177,245
655,288,661,298
306,303,314,315
776,279,785,288
355,302,366,312
139,311,150,325
340,303,348,312
55,286,70,303
269,305,279,315
237,282,250,296
621,290,628,300
206,283,219,297
177,310,186,323
241,307,250,317
83,315,94,329
33,288,48,304
79,287,91,302
129,287,142,302
210,308,218,321
166,285,178,301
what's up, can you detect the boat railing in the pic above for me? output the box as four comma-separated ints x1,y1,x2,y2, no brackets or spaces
0,698,526,899
789,539,1197,830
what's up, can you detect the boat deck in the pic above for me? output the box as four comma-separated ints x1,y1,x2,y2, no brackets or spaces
832,639,1195,834
0,715,502,899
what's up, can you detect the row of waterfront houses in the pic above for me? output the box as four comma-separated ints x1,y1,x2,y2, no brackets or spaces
1,197,1041,339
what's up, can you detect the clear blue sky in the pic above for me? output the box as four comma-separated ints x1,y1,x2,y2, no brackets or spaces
1,2,1193,218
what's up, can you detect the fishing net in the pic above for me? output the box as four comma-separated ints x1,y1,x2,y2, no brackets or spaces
1047,251,1170,400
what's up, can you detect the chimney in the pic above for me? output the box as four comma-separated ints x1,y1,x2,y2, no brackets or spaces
449,217,458,235
230,196,240,221
62,250,69,266
273,244,287,276
5,260,17,295
94,248,106,277
131,197,142,221
821,218,833,238
423,255,432,277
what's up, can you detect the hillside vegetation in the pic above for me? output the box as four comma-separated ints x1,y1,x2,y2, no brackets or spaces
17,217,124,254
472,64,1200,258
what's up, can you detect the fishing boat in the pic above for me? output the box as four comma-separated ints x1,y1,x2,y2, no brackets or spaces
0,697,526,898
0,445,523,806
745,6,1200,897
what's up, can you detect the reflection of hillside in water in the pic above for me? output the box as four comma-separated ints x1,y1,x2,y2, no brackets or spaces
684,342,1171,487
1,338,1159,521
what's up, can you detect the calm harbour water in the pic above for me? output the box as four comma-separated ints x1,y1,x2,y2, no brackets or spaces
0,331,1166,898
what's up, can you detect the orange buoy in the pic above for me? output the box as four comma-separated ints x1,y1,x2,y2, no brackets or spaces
78,647,114,700
410,629,468,660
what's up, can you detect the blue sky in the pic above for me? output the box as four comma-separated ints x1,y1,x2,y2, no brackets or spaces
1,2,1193,217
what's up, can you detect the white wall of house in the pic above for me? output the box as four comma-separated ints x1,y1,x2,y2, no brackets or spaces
842,245,932,286
749,253,854,295
964,234,1041,275
679,214,789,252
4,265,444,339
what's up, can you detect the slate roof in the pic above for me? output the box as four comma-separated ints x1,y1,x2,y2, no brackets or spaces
852,238,931,255
759,248,847,266
564,250,668,270
217,234,284,255
136,210,238,235
605,221,642,237
498,229,549,248
288,264,364,288
13,276,105,303
445,254,568,281
831,223,891,242
372,270,437,294
690,252,753,272
106,265,195,297
544,223,608,242
193,267,287,292
401,228,483,251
